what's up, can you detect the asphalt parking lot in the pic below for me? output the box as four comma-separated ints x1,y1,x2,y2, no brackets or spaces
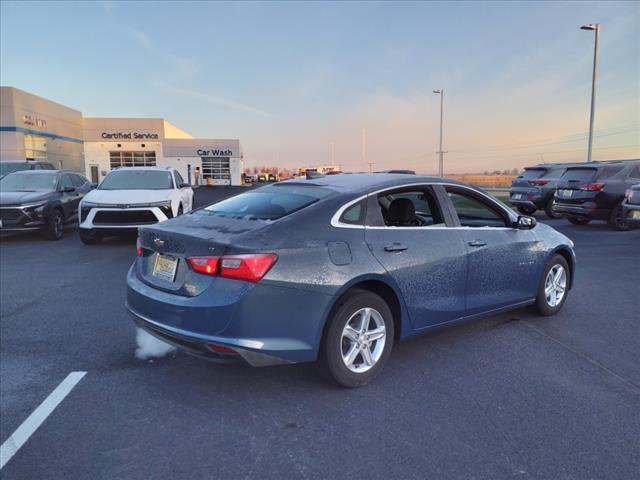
1,186,639,479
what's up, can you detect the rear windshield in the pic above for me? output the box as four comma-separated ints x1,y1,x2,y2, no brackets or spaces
518,169,546,180
203,185,334,220
541,167,566,178
0,172,57,191
99,170,173,190
560,168,596,183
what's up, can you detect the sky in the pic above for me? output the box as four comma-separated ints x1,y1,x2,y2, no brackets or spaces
1,0,638,174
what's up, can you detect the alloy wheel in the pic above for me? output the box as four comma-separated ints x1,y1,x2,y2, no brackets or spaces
544,264,566,308
340,307,386,373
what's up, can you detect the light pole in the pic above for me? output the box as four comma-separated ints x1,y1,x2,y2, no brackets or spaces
433,89,445,177
581,23,600,162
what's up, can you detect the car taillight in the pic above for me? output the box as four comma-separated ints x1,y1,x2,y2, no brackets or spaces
579,182,605,191
529,179,550,186
187,257,220,275
136,238,143,257
219,254,278,282
187,254,278,282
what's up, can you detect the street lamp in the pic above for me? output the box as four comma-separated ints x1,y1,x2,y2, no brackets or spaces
433,89,445,177
580,23,600,162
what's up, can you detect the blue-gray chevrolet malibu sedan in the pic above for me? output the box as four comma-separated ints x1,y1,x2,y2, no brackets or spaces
126,174,575,387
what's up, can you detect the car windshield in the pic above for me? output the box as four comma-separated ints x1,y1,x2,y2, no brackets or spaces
0,162,29,177
560,168,597,183
99,170,173,190
0,172,57,191
203,185,334,220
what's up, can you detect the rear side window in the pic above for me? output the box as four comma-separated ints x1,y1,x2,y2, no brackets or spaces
374,188,444,227
518,169,546,180
203,185,333,220
561,168,597,183
340,200,365,225
629,166,640,179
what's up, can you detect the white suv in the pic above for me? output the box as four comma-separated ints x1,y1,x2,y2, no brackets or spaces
78,167,194,244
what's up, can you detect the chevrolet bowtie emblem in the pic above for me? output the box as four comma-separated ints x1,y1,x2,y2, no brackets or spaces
153,238,165,247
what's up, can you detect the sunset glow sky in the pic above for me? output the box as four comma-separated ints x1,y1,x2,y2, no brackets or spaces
1,1,638,173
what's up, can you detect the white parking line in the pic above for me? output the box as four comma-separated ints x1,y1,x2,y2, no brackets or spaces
0,371,87,470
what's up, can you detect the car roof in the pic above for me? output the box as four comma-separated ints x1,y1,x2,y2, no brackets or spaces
110,166,173,172
4,169,78,175
280,173,463,193
565,159,640,169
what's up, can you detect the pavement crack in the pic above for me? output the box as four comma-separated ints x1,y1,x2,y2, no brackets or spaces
521,320,640,395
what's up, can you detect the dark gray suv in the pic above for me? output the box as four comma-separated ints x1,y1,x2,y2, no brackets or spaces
553,160,640,231
509,163,578,218
0,170,93,240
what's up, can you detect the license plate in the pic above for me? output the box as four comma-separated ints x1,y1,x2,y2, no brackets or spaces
559,189,573,198
512,194,523,200
153,254,178,282
632,210,640,219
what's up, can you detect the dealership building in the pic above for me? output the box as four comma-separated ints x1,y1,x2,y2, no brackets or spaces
0,87,243,185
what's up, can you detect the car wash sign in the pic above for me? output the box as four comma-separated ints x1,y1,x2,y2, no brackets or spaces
196,148,233,157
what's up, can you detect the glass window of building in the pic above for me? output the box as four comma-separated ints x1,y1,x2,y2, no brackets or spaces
109,151,156,169
24,135,48,160
201,157,230,180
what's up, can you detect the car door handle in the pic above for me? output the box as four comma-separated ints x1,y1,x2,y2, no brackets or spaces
384,243,408,252
468,240,487,247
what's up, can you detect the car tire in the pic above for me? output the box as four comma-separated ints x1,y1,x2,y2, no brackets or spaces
544,198,563,219
319,290,394,388
567,216,590,225
177,204,183,216
44,209,64,240
530,254,570,316
517,206,536,216
607,202,630,231
79,228,103,245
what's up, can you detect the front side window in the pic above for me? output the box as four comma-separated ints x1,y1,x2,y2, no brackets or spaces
71,174,87,187
446,188,508,228
203,185,333,220
374,188,444,227
59,175,74,190
99,170,173,190
174,171,185,187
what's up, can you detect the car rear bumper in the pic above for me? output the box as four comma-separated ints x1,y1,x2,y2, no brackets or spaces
509,190,544,209
552,202,609,220
126,264,332,365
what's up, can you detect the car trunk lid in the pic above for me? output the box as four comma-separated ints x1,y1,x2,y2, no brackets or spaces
136,211,271,296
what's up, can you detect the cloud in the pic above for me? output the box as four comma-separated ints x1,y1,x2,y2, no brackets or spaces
154,81,270,117
123,28,200,77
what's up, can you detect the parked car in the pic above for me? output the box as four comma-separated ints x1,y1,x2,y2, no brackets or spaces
509,163,575,218
78,167,194,245
126,173,575,387
244,174,258,184
0,170,92,240
257,173,268,182
0,160,55,179
553,160,640,230
621,183,640,227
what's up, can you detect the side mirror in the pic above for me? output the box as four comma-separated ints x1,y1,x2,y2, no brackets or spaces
62,186,75,193
514,215,536,230
179,182,190,188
